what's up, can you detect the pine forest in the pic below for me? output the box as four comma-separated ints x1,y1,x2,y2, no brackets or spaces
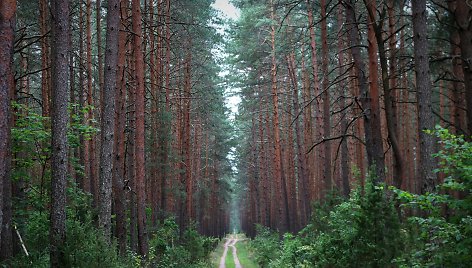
0,0,471,267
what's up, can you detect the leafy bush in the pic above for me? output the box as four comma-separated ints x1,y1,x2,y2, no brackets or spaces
292,181,401,268
393,127,472,267
250,224,281,267
5,184,133,268
146,218,218,268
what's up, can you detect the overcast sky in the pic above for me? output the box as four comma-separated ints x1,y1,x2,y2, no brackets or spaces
211,0,241,119
212,0,240,19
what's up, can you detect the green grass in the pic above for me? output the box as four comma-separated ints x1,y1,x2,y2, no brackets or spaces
210,234,259,268
210,238,226,267
235,240,259,268
225,245,236,268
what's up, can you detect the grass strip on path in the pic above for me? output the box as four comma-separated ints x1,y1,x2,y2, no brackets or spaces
235,240,259,268
225,244,235,268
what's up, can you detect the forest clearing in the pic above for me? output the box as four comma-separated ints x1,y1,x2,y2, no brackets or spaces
0,0,471,267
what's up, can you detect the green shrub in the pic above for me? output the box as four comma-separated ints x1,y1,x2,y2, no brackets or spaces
251,179,402,268
250,224,281,267
5,185,132,268
147,218,217,268
393,127,472,267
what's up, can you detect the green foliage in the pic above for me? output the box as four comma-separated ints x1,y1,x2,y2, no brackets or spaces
250,225,281,267
11,103,50,181
392,127,472,267
295,181,401,268
146,218,218,268
5,184,132,268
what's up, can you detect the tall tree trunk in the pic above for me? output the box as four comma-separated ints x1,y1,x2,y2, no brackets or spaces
162,0,172,214
365,0,385,182
269,0,288,232
131,0,149,256
184,44,193,229
365,0,404,187
448,0,466,135
96,0,103,94
258,95,268,227
98,0,120,242
50,0,70,266
0,0,15,257
454,0,472,136
306,0,325,199
345,0,385,182
301,43,314,212
113,1,127,253
148,0,160,226
288,53,309,227
412,0,436,193
79,0,91,193
338,1,350,196
320,0,332,194
126,20,138,251
87,0,98,211
39,0,50,117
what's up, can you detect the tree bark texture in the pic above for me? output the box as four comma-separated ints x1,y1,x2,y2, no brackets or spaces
412,0,436,193
131,0,149,256
99,0,120,242
454,0,472,136
50,0,70,266
307,0,325,199
0,0,16,254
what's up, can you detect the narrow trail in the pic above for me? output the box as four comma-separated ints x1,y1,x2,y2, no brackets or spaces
219,235,242,268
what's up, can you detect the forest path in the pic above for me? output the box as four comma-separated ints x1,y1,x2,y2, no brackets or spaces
219,235,242,268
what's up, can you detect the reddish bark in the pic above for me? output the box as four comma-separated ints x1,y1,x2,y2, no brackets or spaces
301,43,315,210
132,0,149,255
39,0,50,117
306,0,325,199
365,0,404,187
366,0,386,182
113,1,127,253
287,53,309,228
345,0,385,182
258,93,268,227
448,0,466,135
454,0,472,136
337,1,350,196
270,0,288,232
320,0,332,195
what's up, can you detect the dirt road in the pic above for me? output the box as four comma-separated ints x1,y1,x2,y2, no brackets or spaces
219,236,242,268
